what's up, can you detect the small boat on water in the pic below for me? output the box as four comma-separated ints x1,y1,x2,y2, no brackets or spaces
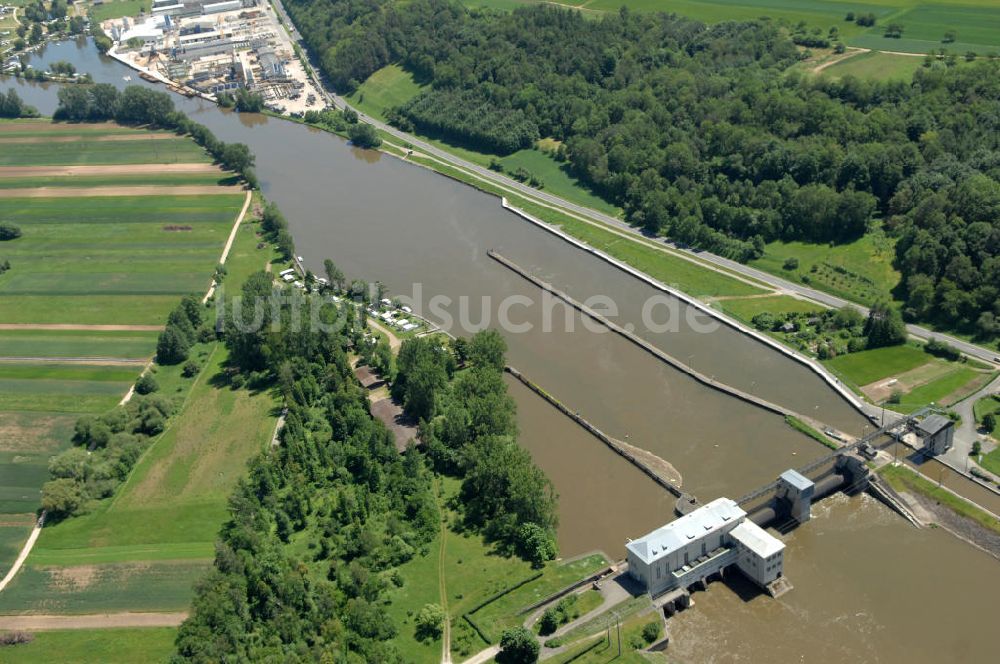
123,75,131,81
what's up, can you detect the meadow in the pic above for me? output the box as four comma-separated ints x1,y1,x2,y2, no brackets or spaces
716,294,823,321
823,343,994,411
751,230,900,306
820,50,925,81
0,627,176,664
380,477,609,662
89,0,153,22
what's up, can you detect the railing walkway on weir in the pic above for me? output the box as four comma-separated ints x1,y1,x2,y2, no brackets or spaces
735,405,936,506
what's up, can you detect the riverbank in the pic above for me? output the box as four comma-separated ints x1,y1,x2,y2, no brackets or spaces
880,464,1000,561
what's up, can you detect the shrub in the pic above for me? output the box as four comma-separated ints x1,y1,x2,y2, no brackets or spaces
538,608,559,635
135,373,159,395
182,360,200,378
0,223,22,241
0,631,34,646
983,414,996,434
348,122,381,149
642,620,662,643
415,603,445,641
497,627,539,664
783,256,799,270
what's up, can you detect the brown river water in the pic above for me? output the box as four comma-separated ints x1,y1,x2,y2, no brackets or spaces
8,39,999,663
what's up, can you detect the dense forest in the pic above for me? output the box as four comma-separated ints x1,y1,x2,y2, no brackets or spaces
174,276,556,661
284,0,1000,341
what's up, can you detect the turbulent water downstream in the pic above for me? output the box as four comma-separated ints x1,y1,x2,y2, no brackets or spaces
9,38,1000,663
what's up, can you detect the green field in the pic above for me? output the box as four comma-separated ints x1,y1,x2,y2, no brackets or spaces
458,1,1000,55
351,63,622,215
894,366,983,412
0,521,33,577
751,230,900,306
0,119,243,583
849,4,1000,54
0,329,158,360
973,395,1000,424
470,553,608,642
32,345,275,563
0,412,79,515
0,138,206,166
0,627,176,664
0,172,237,189
89,0,153,22
381,477,608,662
0,194,242,323
823,344,933,385
0,559,211,614
348,64,427,122
717,294,823,321
822,50,926,80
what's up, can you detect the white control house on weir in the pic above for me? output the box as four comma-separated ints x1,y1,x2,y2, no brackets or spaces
625,497,785,597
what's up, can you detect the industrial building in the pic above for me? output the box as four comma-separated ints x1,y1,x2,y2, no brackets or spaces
625,497,786,598
916,414,954,456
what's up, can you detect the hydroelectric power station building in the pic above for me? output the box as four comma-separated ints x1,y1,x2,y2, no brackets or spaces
626,497,786,598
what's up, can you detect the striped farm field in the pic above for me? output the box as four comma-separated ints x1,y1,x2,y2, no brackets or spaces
0,172,238,189
0,329,159,359
0,559,212,614
0,118,246,578
0,137,208,166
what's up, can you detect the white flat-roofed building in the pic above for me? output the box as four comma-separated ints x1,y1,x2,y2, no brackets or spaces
202,0,241,14
626,496,786,597
178,29,221,45
730,520,785,587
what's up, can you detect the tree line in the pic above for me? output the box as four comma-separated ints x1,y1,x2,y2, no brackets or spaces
54,84,258,187
0,89,39,119
283,0,1000,342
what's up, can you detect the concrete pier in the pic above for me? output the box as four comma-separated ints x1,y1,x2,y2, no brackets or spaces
505,365,684,498
489,249,820,424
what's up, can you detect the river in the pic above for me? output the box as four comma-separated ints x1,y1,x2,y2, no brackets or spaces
6,38,999,663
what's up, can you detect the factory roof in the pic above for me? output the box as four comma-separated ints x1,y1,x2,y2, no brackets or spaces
730,520,784,559
626,497,744,565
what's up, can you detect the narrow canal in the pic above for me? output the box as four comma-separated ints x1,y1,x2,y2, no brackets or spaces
8,39,999,663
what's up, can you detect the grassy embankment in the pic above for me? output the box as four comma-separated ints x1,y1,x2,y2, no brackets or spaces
879,463,1000,535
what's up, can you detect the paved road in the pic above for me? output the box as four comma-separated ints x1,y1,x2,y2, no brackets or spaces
944,374,1000,467
271,0,1000,369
